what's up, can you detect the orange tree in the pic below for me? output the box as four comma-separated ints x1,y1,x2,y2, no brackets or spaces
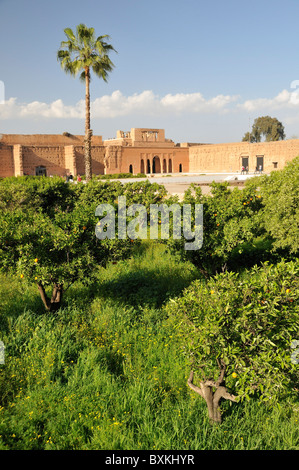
0,177,167,311
167,179,269,275
0,201,130,312
259,156,299,254
1,205,98,311
0,176,171,311
166,258,299,424
168,158,299,274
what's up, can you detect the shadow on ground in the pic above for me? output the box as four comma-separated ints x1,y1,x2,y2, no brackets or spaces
95,265,199,310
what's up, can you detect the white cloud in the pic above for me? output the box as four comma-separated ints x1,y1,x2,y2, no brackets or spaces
160,92,239,113
239,89,299,112
19,99,85,119
0,90,240,120
0,81,5,105
0,97,85,119
161,92,205,111
91,90,158,117
1,89,299,122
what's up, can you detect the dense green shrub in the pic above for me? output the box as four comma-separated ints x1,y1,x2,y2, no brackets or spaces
166,258,299,422
96,172,147,179
167,158,299,273
0,169,298,447
0,178,170,311
0,176,79,215
0,242,298,449
259,156,299,254
167,180,266,273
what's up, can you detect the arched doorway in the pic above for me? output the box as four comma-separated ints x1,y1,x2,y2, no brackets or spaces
147,159,151,174
152,156,161,174
168,159,172,173
179,163,182,173
163,159,167,173
129,164,133,174
140,159,145,174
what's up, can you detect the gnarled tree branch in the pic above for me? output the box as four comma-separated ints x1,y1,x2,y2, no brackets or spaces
187,367,237,424
37,282,63,312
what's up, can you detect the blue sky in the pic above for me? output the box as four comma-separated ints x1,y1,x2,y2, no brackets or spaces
1,0,299,143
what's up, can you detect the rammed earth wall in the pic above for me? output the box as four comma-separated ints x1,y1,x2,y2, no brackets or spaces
188,139,299,173
1,130,299,177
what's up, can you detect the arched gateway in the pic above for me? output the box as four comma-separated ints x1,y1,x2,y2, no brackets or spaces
152,156,161,174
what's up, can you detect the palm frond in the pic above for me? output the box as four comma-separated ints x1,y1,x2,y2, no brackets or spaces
57,49,69,60
63,27,76,42
57,24,116,80
79,70,86,83
57,24,116,182
77,24,95,48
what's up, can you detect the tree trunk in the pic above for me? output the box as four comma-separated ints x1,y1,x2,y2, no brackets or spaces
84,66,92,182
187,367,236,424
38,282,63,312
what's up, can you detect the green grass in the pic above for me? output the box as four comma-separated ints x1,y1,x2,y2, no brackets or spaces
0,242,298,450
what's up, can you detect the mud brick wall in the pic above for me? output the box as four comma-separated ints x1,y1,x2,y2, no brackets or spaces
90,146,105,175
22,146,65,176
1,131,299,178
74,146,105,176
189,140,299,173
0,144,14,177
1,134,102,146
13,144,23,176
64,145,76,176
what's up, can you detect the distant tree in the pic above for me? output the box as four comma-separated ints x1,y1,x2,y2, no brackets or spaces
242,129,260,143
242,116,285,143
57,24,116,182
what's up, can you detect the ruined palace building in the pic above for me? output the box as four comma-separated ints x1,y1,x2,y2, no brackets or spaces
0,128,298,177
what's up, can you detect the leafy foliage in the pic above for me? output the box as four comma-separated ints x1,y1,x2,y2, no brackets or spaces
0,164,298,440
57,24,116,83
57,24,116,181
167,158,298,273
96,173,147,179
167,180,267,274
166,259,299,404
0,175,78,214
259,156,299,253
0,245,298,449
242,116,285,142
0,177,169,310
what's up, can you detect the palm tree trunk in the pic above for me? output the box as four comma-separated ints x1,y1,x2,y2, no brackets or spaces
84,66,92,182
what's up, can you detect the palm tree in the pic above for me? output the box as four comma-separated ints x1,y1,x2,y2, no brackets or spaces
57,24,116,182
